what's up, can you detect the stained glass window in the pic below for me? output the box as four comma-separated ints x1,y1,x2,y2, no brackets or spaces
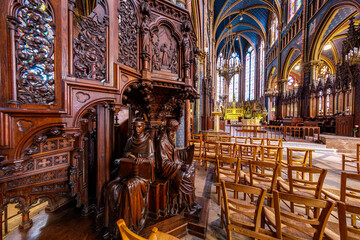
259,41,265,96
288,76,295,86
229,52,240,102
289,0,302,22
271,14,278,46
245,47,255,101
16,0,55,104
217,54,224,102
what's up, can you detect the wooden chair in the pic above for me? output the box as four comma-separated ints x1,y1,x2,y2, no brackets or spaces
286,148,314,168
117,219,179,240
203,141,218,170
337,201,360,240
249,137,265,146
215,156,240,205
260,146,283,164
219,142,235,158
342,143,360,174
189,134,203,170
263,190,335,240
278,165,327,218
221,181,277,240
235,144,258,161
234,136,248,144
220,135,233,142
205,134,219,143
266,138,283,147
245,160,281,206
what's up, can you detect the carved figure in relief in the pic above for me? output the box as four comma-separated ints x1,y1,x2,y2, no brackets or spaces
156,119,201,214
152,41,161,71
105,118,154,234
183,34,191,64
160,44,169,66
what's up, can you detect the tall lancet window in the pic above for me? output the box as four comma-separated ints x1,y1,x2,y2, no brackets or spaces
217,53,225,102
229,52,240,102
259,41,265,96
245,46,255,101
270,13,278,46
289,0,302,21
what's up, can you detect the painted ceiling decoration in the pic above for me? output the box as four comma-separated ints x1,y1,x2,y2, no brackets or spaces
212,0,281,60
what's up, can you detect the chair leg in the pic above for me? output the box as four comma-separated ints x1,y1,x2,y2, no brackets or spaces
342,155,345,171
217,185,221,205
198,159,201,170
357,161,360,175
227,227,232,240
205,160,208,171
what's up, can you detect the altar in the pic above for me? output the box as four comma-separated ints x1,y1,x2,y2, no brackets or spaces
241,118,261,126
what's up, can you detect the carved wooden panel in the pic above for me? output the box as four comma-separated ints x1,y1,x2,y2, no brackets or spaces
151,26,178,74
118,0,138,69
15,0,55,104
73,11,107,81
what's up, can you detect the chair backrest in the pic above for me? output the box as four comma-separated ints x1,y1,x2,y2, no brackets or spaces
220,135,232,142
288,165,327,199
249,160,280,192
266,138,283,147
340,171,360,203
235,144,258,161
273,190,335,240
117,219,147,240
221,181,267,235
204,141,218,158
250,138,265,146
337,201,360,240
234,136,248,144
219,142,235,158
287,148,314,168
205,134,219,142
191,134,203,142
216,156,240,184
260,146,283,164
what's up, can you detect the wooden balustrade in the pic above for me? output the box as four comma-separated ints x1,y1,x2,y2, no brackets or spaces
229,124,321,142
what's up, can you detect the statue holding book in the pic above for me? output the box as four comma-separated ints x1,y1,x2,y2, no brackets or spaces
156,118,201,214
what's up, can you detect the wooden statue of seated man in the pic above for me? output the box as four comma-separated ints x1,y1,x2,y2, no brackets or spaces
105,118,154,235
156,118,201,214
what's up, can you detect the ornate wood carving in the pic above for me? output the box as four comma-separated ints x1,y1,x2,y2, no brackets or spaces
75,92,90,103
151,26,178,74
16,119,33,132
14,0,55,105
118,0,138,69
74,12,107,81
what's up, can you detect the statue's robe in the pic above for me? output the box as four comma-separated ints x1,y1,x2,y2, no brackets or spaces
105,133,154,233
156,132,196,212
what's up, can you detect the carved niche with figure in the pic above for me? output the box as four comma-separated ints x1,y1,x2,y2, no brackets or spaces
151,26,178,74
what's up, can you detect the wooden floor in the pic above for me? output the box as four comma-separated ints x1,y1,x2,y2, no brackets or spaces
5,203,97,240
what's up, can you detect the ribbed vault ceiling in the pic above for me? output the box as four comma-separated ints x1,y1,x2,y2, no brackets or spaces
213,0,281,60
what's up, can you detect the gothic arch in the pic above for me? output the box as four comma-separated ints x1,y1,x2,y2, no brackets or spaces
308,0,360,62
280,47,301,80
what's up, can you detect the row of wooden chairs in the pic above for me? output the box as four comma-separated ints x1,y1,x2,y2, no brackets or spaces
219,162,360,239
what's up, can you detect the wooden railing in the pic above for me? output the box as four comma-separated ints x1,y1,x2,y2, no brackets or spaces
229,125,321,142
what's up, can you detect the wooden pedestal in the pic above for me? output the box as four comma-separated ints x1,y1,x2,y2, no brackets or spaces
141,197,209,239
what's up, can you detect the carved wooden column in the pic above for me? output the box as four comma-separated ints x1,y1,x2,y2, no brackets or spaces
6,16,19,106
18,199,33,231
140,2,152,81
68,0,75,75
95,103,114,229
185,100,191,146
0,209,3,240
